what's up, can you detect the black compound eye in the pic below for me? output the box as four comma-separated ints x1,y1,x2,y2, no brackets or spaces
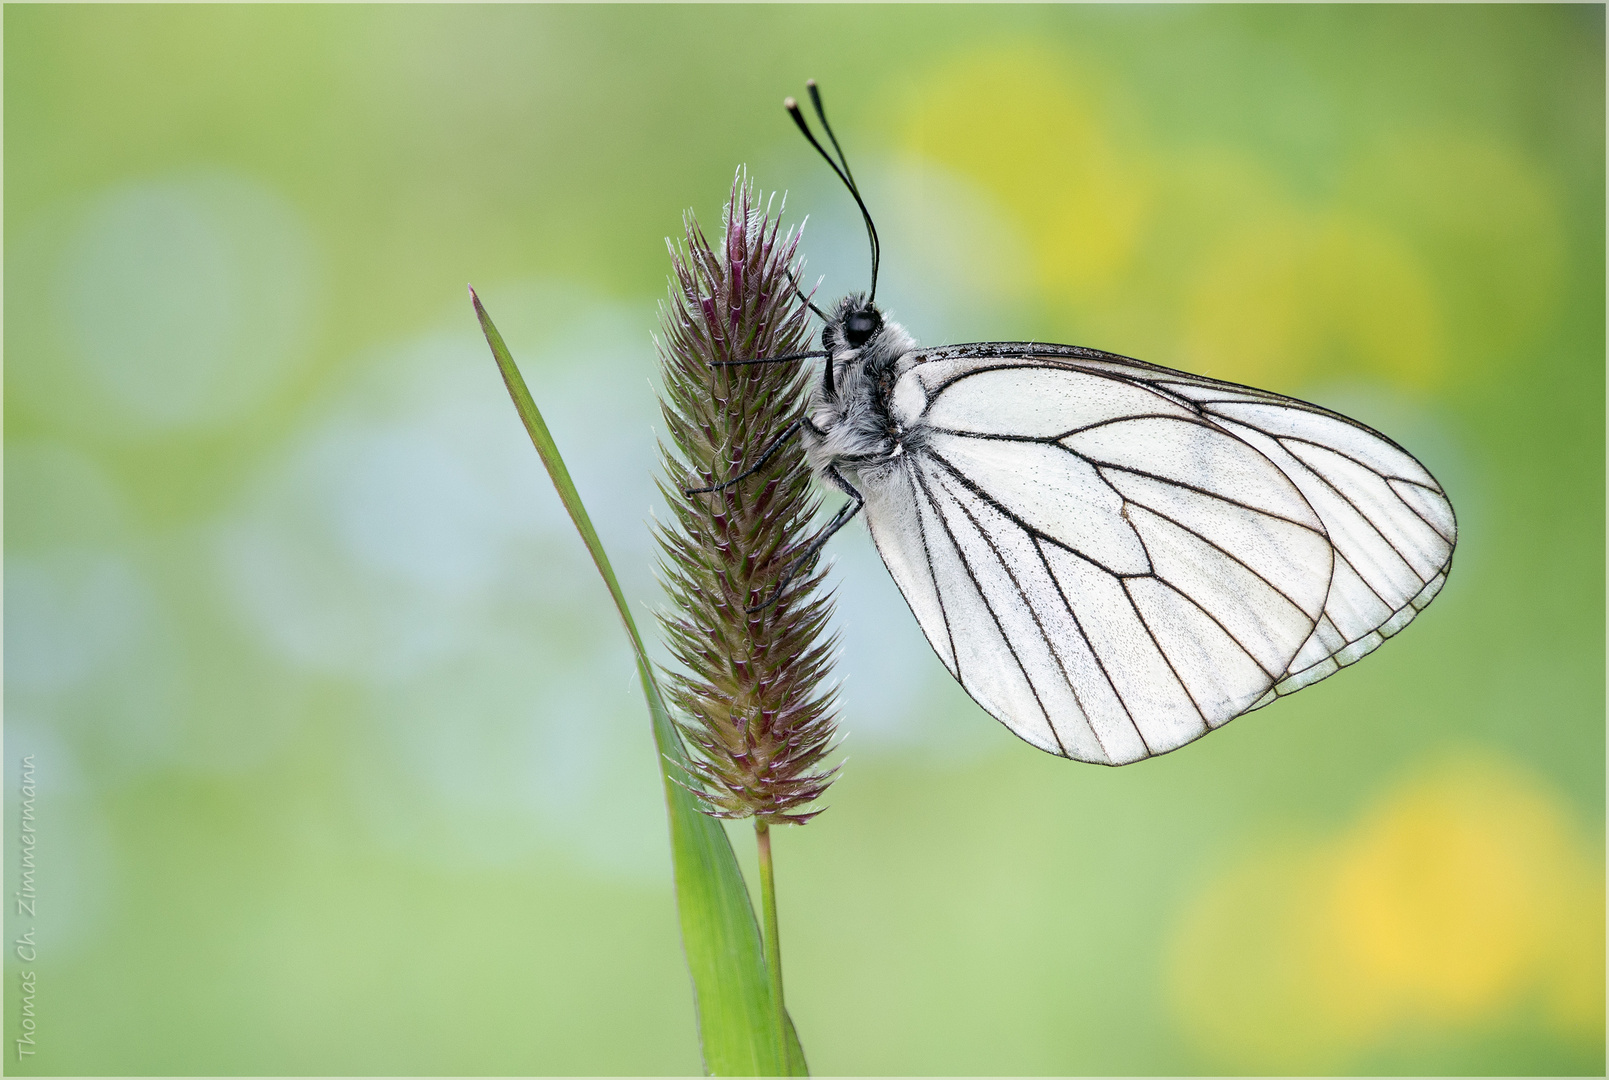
843,309,882,348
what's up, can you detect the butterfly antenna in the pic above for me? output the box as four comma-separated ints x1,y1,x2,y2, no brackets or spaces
786,85,882,302
806,80,881,302
806,80,857,188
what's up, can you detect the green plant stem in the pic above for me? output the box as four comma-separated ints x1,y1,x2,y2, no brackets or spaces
756,820,787,1057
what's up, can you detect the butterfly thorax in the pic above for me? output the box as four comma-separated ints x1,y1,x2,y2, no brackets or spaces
803,298,923,479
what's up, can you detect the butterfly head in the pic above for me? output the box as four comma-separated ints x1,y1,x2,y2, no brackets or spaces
823,293,883,354
814,293,915,402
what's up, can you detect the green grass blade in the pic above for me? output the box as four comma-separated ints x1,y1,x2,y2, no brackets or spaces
784,998,808,1074
472,287,805,1076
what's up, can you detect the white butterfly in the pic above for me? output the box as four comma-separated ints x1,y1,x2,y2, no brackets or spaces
710,83,1456,764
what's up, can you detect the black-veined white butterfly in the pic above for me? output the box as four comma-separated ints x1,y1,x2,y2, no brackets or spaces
698,82,1456,765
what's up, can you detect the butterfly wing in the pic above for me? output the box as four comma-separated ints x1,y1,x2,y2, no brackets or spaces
861,344,1455,764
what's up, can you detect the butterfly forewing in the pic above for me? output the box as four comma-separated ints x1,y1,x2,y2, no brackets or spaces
864,345,1456,762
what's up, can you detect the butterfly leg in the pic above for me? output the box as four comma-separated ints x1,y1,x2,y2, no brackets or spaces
747,465,864,613
685,418,804,496
709,349,827,370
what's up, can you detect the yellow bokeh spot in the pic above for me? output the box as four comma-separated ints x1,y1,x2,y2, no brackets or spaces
1183,212,1445,391
895,47,1151,302
1169,752,1604,1072
1329,757,1579,1021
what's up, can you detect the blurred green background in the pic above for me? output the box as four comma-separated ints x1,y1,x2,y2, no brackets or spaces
5,5,1604,1075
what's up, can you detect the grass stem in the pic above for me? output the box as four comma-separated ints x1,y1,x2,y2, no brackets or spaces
756,820,787,1058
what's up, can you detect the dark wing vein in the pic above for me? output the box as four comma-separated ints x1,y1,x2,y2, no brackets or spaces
925,427,1056,444
924,360,1218,419
909,466,1068,756
1117,494,1322,627
1146,572,1280,682
938,473,1105,760
1271,432,1438,488
1089,461,1330,538
1117,578,1211,729
1030,537,1151,755
1057,413,1212,439
901,460,958,674
1276,446,1433,586
924,448,1147,577
1387,485,1455,543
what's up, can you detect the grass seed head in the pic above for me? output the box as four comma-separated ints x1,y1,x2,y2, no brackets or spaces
654,172,840,826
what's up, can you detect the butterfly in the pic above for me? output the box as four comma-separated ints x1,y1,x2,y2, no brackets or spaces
695,82,1456,765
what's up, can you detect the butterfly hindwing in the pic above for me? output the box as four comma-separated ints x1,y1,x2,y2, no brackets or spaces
861,344,1456,762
